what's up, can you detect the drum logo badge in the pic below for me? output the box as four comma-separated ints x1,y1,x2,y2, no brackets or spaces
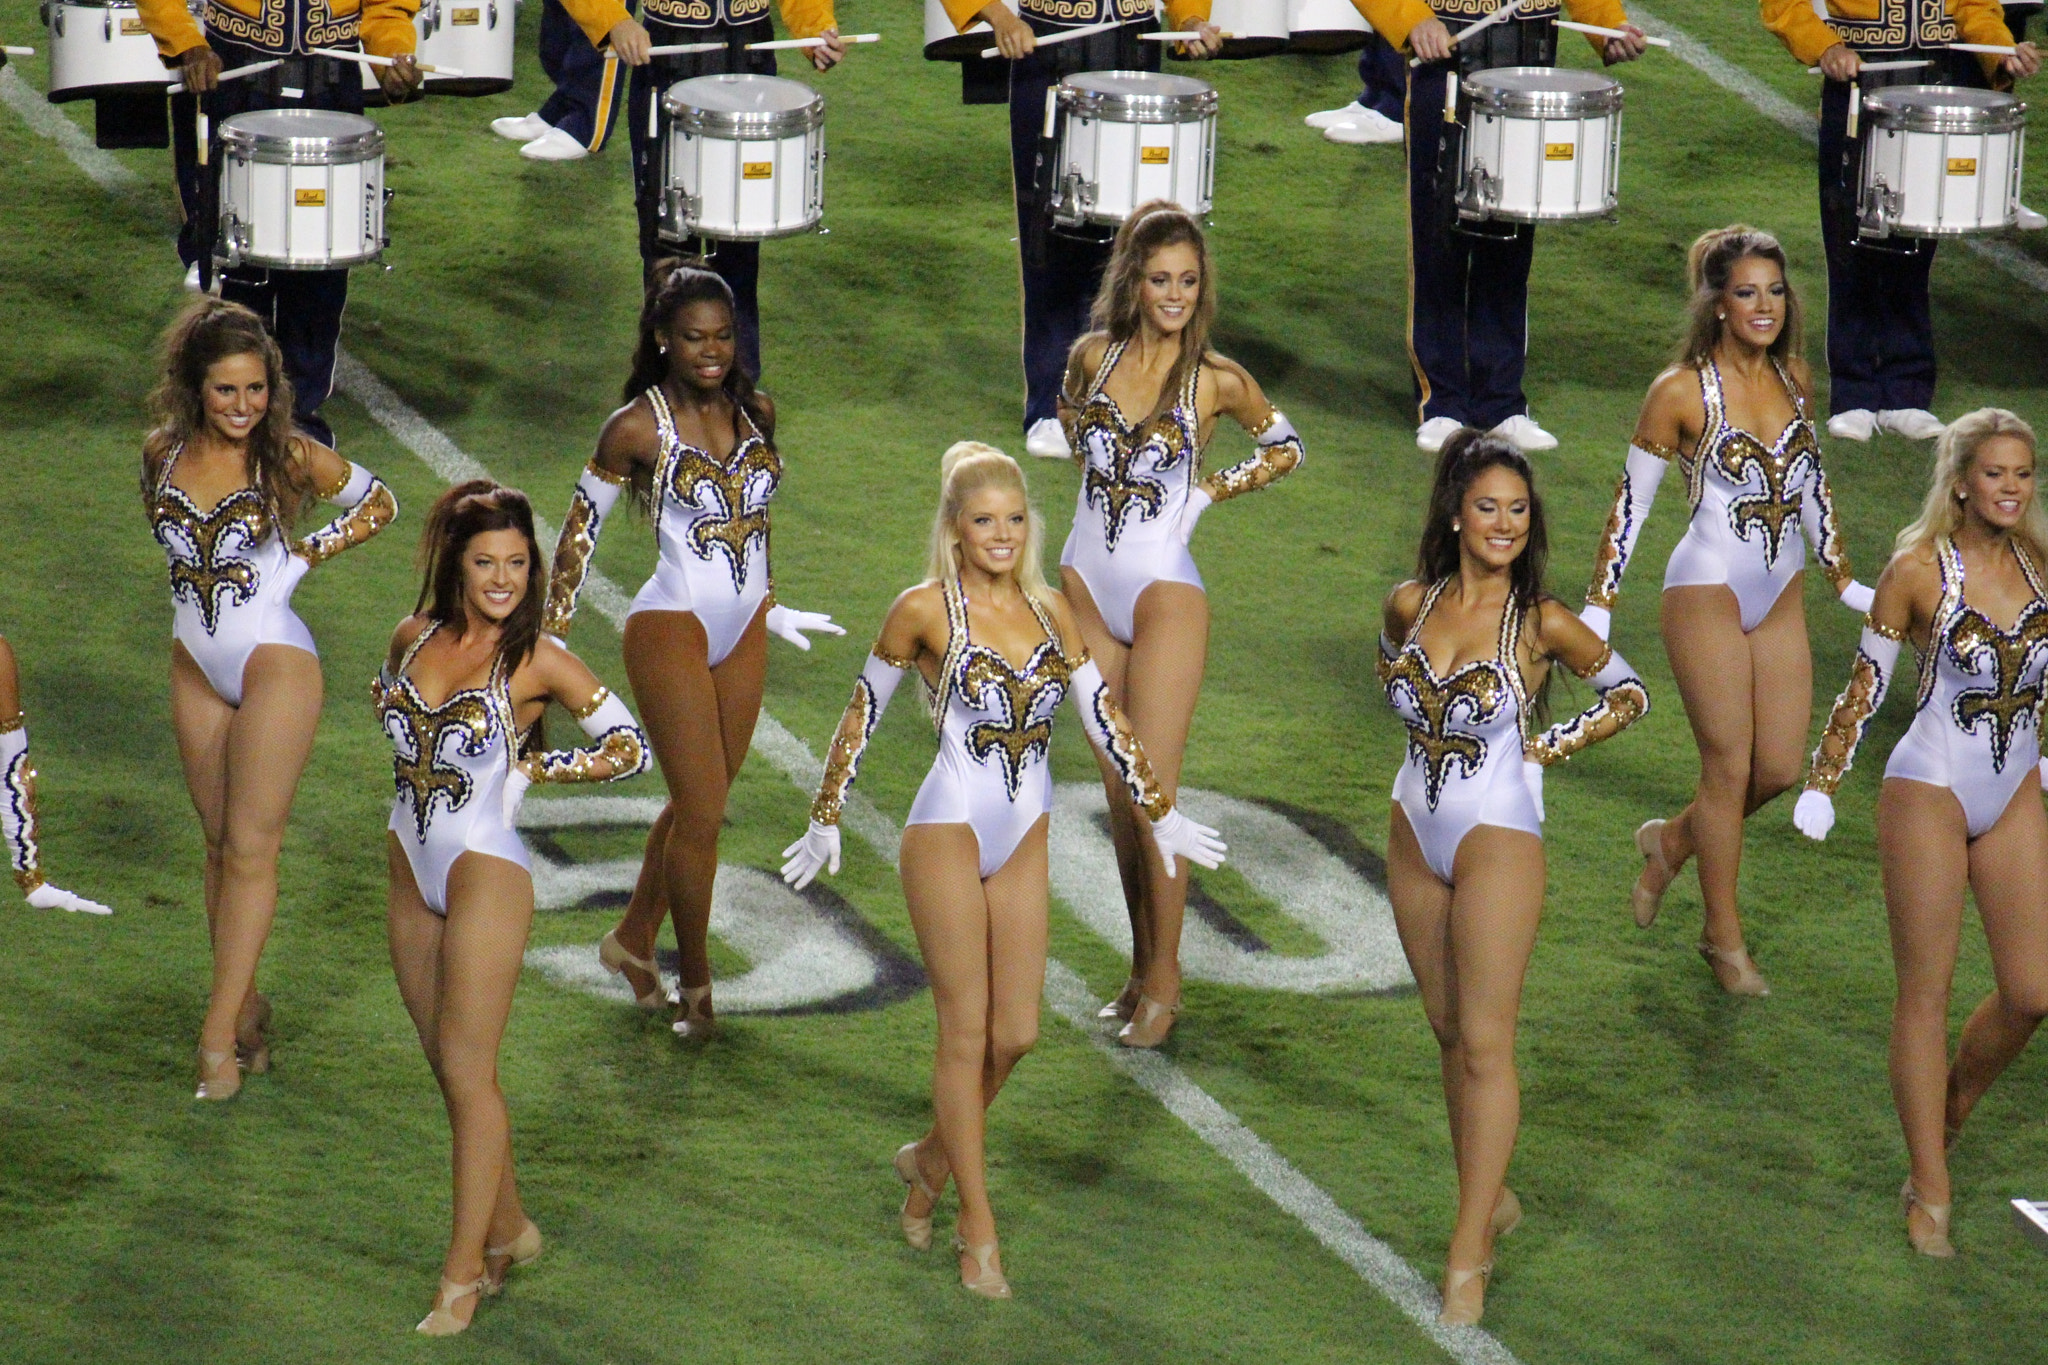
1544,142,1574,161
295,188,327,207
452,6,480,20
1140,146,1171,164
742,162,773,180
120,17,148,34
1947,158,1978,177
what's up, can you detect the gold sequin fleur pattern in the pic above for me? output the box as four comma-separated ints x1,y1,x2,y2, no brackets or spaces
153,485,271,634
955,644,1073,800
1945,603,2048,774
381,681,500,842
1383,650,1509,809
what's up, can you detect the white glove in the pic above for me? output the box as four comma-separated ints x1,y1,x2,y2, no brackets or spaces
780,820,841,888
1523,760,1546,823
1147,807,1226,876
501,766,532,826
26,883,112,916
766,604,846,651
1178,487,1213,547
1579,604,1612,642
1792,788,1835,841
1839,580,1876,615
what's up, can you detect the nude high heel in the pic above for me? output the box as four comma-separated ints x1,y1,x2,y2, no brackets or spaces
483,1220,543,1295
1116,993,1180,1049
415,1275,487,1335
1697,940,1770,997
1631,819,1672,928
894,1141,946,1251
600,928,669,1011
1492,1186,1524,1240
1438,1261,1491,1326
195,1046,240,1101
671,983,717,1040
953,1234,1012,1300
1097,976,1142,1022
1901,1179,1956,1258
237,993,272,1076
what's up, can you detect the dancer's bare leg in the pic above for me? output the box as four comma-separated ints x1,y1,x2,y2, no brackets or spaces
1386,806,1465,1169
1947,776,2048,1135
1061,570,1149,997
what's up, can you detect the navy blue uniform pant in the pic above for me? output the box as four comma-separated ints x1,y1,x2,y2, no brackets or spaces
1352,33,1405,121
538,0,628,150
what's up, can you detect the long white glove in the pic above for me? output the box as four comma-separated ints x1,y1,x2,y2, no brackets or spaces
1579,605,1611,642
1178,488,1212,546
766,604,846,651
501,766,532,825
1792,789,1835,841
1148,807,1225,876
26,883,112,915
1523,760,1545,823
1839,580,1876,615
781,820,842,888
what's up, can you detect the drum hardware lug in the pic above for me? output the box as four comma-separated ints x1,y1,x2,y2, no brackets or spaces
38,1,52,29
103,8,112,40
49,4,61,35
487,0,496,27
1456,164,1499,221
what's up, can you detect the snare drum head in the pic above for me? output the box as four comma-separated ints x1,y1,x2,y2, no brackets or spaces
223,108,383,149
1467,65,1622,115
667,73,822,116
1863,84,2024,130
1064,70,1215,101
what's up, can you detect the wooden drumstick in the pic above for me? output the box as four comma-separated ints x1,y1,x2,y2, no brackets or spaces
1552,20,1669,48
1948,42,2019,55
746,32,880,50
197,110,209,168
981,17,1122,60
647,40,724,56
1411,0,1531,68
1139,31,1233,40
308,45,464,76
2,45,35,56
1807,58,1929,74
167,58,282,94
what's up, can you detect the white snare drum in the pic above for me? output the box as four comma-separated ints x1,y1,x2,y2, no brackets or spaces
41,0,168,103
1858,85,2027,238
217,109,388,269
1211,0,1287,58
417,0,515,95
924,0,1015,60
1285,0,1369,54
1053,70,1218,228
660,74,824,242
1458,66,1622,223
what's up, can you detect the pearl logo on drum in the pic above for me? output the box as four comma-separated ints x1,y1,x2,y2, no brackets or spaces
450,6,479,22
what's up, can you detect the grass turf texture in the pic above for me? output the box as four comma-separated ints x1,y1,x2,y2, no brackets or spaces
3,4,2048,1360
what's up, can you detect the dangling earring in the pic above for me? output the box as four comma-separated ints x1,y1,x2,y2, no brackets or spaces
1717,312,1726,321
1452,521,1462,532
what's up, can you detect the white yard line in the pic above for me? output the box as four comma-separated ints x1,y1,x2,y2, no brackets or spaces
0,67,137,191
1631,4,2048,294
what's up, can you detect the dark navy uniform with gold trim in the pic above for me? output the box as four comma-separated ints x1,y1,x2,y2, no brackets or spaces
538,0,634,151
627,0,835,380
1353,0,1630,434
1761,0,2017,420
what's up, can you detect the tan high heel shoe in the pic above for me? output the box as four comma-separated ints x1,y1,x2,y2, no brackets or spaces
1438,1261,1491,1326
1492,1186,1524,1240
483,1220,543,1295
415,1275,488,1336
237,992,273,1076
1097,976,1141,1022
599,928,669,1011
1901,1179,1956,1258
1631,819,1672,928
195,1046,240,1101
1116,994,1179,1049
953,1234,1012,1300
1697,940,1770,997
672,983,717,1040
894,1141,946,1251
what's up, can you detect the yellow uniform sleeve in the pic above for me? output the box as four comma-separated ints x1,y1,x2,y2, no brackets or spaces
779,0,838,40
1163,0,1212,27
1564,0,1627,56
360,0,422,57
1956,0,2016,84
554,0,632,48
941,0,987,33
1760,0,1849,66
1346,0,1436,51
1762,1,2012,82
136,0,208,60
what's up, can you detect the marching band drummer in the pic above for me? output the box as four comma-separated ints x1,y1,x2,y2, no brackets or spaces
1348,0,1646,455
137,0,424,448
620,0,847,380
957,0,1222,459
1759,0,2039,444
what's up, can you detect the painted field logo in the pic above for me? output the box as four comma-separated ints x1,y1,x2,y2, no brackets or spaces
120,17,148,34
1544,142,1575,161
451,6,480,21
295,188,327,207
1947,157,1979,176
742,161,773,179
1141,146,1171,164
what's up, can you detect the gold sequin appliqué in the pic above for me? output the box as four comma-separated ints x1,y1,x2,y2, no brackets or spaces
1945,602,2048,773
1714,422,1818,566
954,643,1073,800
153,485,272,635
1383,651,1510,810
381,681,498,841
1074,341,1197,551
666,438,783,590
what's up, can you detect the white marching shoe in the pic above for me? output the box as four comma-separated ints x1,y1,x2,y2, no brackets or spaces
1324,108,1404,144
492,112,551,142
519,127,590,161
1024,417,1071,460
2017,203,2046,231
1877,408,1946,441
1490,413,1558,452
1826,408,1877,442
1415,416,1464,454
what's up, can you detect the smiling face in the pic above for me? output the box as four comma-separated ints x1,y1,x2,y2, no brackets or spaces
1958,434,2036,534
661,298,737,396
1458,464,1532,573
955,484,1029,581
460,527,532,625
1139,242,1201,339
1720,254,1787,351
201,351,269,445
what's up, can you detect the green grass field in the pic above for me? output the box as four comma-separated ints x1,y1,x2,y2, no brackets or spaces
3,3,2048,1361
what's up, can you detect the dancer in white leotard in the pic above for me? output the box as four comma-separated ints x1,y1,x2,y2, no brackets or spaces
1054,202,1303,1047
1580,226,1870,996
142,298,397,1100
1381,430,1648,1327
381,482,650,1336
782,443,1222,1299
0,636,112,916
1795,410,2048,1260
543,262,840,1038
